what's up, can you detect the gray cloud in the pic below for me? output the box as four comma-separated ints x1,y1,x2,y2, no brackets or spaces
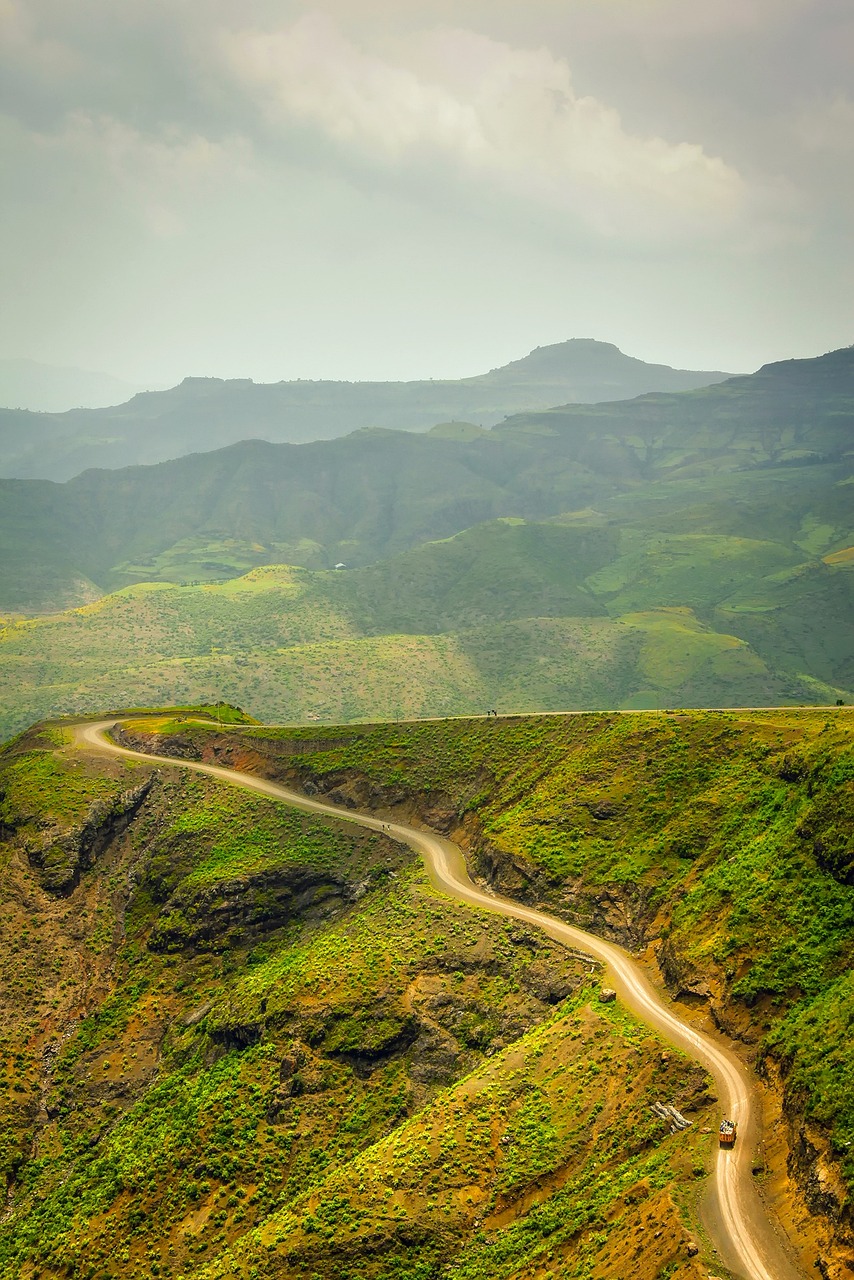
0,0,851,384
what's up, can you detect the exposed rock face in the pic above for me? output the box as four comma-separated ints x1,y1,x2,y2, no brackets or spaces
472,837,652,949
779,1118,854,1277
25,776,155,894
149,865,354,952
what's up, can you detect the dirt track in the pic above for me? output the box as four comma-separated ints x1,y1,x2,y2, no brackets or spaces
75,719,807,1280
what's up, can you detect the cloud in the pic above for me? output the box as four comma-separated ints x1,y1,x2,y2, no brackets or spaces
220,14,747,243
796,95,854,152
562,0,813,42
0,3,799,252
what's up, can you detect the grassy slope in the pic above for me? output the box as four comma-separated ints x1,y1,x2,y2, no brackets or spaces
168,707,854,1225
0,725,712,1280
1,517,850,740
0,354,851,726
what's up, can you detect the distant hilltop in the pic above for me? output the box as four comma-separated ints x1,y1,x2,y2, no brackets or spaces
0,339,733,482
482,337,730,384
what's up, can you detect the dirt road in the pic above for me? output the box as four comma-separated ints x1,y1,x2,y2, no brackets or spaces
75,720,806,1280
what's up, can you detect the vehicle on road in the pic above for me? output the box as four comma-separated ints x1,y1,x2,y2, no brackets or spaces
720,1118,738,1147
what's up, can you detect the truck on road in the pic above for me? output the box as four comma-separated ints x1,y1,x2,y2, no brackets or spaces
719,1119,738,1147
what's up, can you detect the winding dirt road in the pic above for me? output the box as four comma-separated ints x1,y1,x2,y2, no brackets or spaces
75,720,805,1280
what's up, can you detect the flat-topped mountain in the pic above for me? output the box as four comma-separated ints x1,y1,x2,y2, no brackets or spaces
495,345,854,458
0,339,731,481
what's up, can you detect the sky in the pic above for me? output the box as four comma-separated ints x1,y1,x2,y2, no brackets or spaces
1,0,852,385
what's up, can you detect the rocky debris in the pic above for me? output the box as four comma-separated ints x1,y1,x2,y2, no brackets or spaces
278,1041,307,1083
207,1019,262,1051
112,726,197,759
656,937,716,1004
265,1042,343,1117
586,800,623,820
650,1101,692,1133
25,776,155,894
182,1001,213,1027
598,987,617,1003
0,787,18,841
408,1027,461,1085
790,1125,850,1224
558,879,652,949
475,840,651,947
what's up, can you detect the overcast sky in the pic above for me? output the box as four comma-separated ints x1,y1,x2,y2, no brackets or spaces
1,0,852,384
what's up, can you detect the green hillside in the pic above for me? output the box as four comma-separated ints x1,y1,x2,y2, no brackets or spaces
0,339,730,482
128,704,854,1273
0,347,850,621
0,719,718,1280
8,703,848,1274
0,346,851,724
1,512,851,739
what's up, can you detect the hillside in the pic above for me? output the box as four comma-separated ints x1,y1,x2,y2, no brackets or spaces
0,715,718,1280
0,345,851,728
114,704,854,1277
1,513,851,741
0,340,731,481
0,346,850,619
495,345,854,468
3,705,852,1277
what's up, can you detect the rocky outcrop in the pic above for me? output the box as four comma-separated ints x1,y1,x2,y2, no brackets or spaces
25,776,155,894
471,836,653,949
148,865,354,952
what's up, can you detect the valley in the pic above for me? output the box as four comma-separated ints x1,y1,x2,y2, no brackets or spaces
0,347,850,737
0,345,851,1276
4,5,851,1278
0,506,849,742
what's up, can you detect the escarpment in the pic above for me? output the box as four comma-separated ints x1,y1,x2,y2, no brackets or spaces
24,776,155,894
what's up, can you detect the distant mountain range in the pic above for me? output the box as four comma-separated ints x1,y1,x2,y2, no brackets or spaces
0,358,146,413
0,345,851,735
0,340,731,481
0,346,849,608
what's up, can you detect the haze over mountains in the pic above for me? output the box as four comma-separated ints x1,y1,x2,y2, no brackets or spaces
0,339,731,481
0,358,145,413
0,343,852,736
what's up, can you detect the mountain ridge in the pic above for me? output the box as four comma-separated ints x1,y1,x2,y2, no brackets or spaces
0,339,732,481
0,343,851,731
1,344,851,617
